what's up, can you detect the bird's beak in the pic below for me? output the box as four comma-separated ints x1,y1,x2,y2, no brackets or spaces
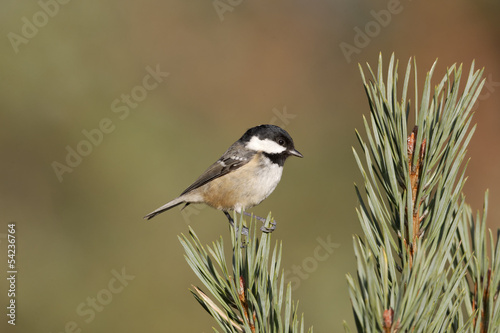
289,148,303,158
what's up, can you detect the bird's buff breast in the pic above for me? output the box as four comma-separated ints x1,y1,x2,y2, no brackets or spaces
200,155,283,213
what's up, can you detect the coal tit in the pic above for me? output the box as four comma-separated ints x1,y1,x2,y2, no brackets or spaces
144,124,302,233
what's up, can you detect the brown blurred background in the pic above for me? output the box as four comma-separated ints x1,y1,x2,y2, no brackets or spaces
1,1,499,332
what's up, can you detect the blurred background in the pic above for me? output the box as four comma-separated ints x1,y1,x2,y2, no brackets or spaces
1,0,499,332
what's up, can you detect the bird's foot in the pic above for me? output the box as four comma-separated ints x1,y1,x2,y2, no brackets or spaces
242,212,277,233
224,211,249,236
260,222,276,233
239,226,249,236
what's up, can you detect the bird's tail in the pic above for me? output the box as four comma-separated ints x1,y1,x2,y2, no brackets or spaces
144,197,185,220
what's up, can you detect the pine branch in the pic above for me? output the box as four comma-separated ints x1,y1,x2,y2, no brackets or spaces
179,214,313,333
174,53,499,333
456,191,500,332
347,53,499,332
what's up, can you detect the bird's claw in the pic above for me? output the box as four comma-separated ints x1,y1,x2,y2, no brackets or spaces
243,212,277,232
238,226,249,236
260,224,276,233
227,211,277,234
225,211,249,236
260,218,277,233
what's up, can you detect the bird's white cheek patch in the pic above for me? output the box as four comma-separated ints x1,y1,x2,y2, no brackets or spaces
246,137,286,154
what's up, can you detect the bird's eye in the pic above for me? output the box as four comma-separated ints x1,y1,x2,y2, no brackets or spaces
278,138,285,145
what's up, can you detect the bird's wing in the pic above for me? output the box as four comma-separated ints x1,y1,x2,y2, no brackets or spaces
180,142,255,196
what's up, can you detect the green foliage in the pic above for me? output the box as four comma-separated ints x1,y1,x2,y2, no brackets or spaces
179,214,312,333
178,54,499,333
456,192,500,331
347,54,499,332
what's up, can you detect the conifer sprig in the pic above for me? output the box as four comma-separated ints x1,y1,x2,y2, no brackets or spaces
347,54,499,332
456,192,500,331
176,53,499,333
179,214,312,333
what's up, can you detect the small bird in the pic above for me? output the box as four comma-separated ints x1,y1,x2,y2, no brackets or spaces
144,124,302,233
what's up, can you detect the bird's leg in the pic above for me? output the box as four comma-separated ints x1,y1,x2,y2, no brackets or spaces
224,211,248,236
242,212,277,233
224,211,236,228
